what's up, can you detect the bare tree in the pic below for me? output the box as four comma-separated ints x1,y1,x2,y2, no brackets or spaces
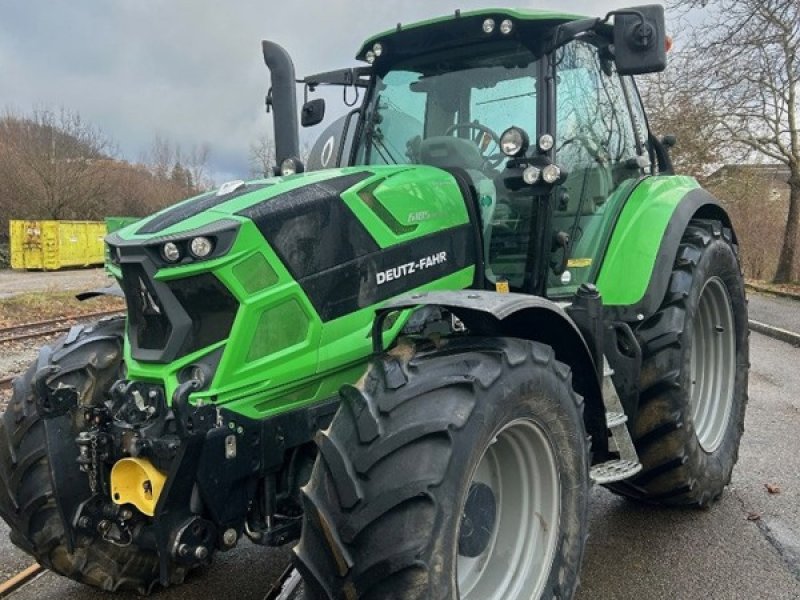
187,143,212,191
146,135,212,193
0,108,118,220
671,0,799,282
249,134,276,178
640,52,728,182
148,134,173,180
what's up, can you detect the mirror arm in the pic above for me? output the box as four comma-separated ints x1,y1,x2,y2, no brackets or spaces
303,67,372,89
548,18,603,54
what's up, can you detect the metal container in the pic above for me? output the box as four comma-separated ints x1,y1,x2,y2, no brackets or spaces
9,220,107,270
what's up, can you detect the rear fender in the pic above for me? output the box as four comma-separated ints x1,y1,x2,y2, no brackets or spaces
597,178,736,321
374,290,607,454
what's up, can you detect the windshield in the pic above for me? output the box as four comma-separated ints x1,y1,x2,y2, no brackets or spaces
355,45,539,172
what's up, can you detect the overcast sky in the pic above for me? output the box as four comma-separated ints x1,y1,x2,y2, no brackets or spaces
1,1,630,182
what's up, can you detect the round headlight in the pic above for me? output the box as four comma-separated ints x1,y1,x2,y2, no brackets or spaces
500,19,514,34
190,236,214,258
542,164,562,184
373,42,383,57
523,166,541,185
162,242,181,263
281,157,305,177
500,127,529,157
538,134,555,152
365,50,376,64
483,18,496,33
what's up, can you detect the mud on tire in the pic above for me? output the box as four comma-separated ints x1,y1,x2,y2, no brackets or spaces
609,219,749,506
295,336,590,599
0,317,184,594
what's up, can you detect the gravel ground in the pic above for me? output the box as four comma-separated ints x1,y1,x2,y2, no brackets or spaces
0,268,111,299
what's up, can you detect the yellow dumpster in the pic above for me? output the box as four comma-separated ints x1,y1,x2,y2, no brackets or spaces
9,220,107,270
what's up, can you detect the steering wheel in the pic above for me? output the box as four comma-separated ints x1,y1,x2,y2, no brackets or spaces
443,122,504,169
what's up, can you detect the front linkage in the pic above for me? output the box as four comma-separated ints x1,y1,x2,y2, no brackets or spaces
32,331,336,587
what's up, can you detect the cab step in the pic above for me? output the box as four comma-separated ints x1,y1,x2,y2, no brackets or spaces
590,460,642,485
590,359,642,484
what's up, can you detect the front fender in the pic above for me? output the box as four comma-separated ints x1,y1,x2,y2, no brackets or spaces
374,290,607,453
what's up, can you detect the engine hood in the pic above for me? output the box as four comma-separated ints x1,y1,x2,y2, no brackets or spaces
112,167,380,243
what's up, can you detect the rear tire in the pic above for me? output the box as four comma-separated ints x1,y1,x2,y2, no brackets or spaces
295,336,590,599
0,317,185,594
609,219,749,506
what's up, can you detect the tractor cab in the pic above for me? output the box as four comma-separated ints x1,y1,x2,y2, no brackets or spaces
268,6,667,299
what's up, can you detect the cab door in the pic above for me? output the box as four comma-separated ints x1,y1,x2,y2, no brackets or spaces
548,40,649,297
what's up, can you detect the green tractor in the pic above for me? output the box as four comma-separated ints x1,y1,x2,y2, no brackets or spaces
0,5,748,599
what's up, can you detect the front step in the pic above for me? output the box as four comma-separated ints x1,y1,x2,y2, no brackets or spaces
590,359,643,484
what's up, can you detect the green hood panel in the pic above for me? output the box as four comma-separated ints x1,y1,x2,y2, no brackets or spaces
114,165,468,244
115,167,379,241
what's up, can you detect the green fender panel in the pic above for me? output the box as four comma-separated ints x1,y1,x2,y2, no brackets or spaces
596,175,732,318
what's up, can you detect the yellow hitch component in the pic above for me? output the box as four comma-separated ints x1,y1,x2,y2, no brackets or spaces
110,458,167,517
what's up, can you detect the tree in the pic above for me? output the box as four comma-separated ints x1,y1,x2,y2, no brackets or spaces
186,143,212,191
146,135,212,194
0,108,117,220
671,0,799,282
640,52,726,182
249,134,275,178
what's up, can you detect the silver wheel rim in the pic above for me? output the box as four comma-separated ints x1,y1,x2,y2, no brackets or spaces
457,419,561,600
689,276,736,453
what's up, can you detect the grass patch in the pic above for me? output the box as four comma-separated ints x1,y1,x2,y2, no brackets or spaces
0,291,124,327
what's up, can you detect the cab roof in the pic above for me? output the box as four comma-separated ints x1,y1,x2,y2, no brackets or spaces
357,8,586,63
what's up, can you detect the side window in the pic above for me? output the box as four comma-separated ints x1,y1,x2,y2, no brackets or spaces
550,41,642,296
359,70,426,165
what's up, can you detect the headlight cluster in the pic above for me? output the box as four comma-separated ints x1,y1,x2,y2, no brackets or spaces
497,127,566,189
365,42,386,64
159,235,216,264
483,18,514,35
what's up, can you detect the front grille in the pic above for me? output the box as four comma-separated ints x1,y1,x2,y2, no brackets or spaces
168,274,239,358
121,263,239,363
122,264,172,351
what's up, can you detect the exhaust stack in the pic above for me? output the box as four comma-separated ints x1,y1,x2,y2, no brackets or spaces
262,40,300,167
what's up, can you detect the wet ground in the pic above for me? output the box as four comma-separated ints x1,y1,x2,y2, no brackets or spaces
1,279,799,598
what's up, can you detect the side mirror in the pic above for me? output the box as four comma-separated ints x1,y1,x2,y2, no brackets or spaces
301,98,326,127
613,4,667,75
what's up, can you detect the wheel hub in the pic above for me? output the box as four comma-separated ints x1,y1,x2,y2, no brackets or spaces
458,482,497,558
689,276,736,453
457,419,561,600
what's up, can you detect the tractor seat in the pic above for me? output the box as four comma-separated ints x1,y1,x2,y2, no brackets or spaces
419,136,487,172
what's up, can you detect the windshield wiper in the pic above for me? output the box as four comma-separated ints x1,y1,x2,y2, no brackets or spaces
367,128,398,164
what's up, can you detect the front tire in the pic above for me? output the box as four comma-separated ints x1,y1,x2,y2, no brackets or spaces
610,219,749,506
0,317,184,593
295,337,590,599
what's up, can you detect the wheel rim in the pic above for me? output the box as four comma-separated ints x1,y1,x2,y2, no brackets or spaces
457,419,561,600
689,276,736,453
